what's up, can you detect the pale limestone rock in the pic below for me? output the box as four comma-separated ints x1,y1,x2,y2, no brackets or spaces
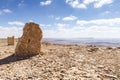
15,22,42,57
7,36,14,45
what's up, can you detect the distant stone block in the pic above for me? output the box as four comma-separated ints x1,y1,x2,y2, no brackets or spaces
7,36,14,45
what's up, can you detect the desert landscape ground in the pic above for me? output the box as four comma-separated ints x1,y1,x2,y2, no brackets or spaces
0,39,119,80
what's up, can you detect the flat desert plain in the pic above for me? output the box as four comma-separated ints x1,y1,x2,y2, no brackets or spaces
0,39,120,80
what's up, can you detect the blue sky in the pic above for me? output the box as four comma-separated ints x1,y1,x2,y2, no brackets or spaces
0,0,120,38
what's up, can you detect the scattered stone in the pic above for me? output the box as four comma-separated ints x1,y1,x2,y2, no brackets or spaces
106,47,113,50
82,73,92,78
100,73,117,79
97,65,105,69
105,74,117,79
0,36,119,80
4,51,7,53
87,47,99,52
116,47,120,49
15,22,42,57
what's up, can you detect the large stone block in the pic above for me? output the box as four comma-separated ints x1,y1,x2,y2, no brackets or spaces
7,36,14,45
15,22,42,57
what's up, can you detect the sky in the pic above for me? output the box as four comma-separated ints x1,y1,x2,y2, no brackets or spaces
0,0,120,38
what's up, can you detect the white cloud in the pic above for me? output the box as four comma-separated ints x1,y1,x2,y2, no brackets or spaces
0,26,22,38
79,26,120,38
101,11,110,15
66,0,113,9
1,24,120,38
1,18,120,38
2,9,12,13
83,0,95,5
8,21,24,26
44,25,120,38
94,0,113,8
63,15,77,21
29,20,34,22
55,17,60,20
0,9,12,15
76,18,120,26
40,0,52,6
40,24,51,27
44,18,120,38
66,0,87,9
18,0,24,7
55,23,69,31
56,23,67,27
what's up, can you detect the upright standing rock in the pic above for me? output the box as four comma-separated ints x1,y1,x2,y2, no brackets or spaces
7,36,14,45
15,22,42,57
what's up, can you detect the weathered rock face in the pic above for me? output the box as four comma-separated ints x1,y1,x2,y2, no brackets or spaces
15,22,42,57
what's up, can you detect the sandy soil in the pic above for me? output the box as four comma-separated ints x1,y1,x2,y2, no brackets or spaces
0,39,120,80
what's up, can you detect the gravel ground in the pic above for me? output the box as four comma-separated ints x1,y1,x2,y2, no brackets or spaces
0,40,120,80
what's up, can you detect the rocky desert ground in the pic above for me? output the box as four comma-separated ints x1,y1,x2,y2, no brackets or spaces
0,39,120,80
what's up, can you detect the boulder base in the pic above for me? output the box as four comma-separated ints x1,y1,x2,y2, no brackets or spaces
15,22,42,57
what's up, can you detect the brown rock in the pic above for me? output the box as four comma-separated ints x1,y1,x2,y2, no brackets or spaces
7,36,14,45
15,22,42,57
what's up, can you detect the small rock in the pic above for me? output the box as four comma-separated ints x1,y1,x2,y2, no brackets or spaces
97,65,105,69
104,74,117,79
83,73,92,78
106,47,113,50
88,47,99,52
4,51,7,53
